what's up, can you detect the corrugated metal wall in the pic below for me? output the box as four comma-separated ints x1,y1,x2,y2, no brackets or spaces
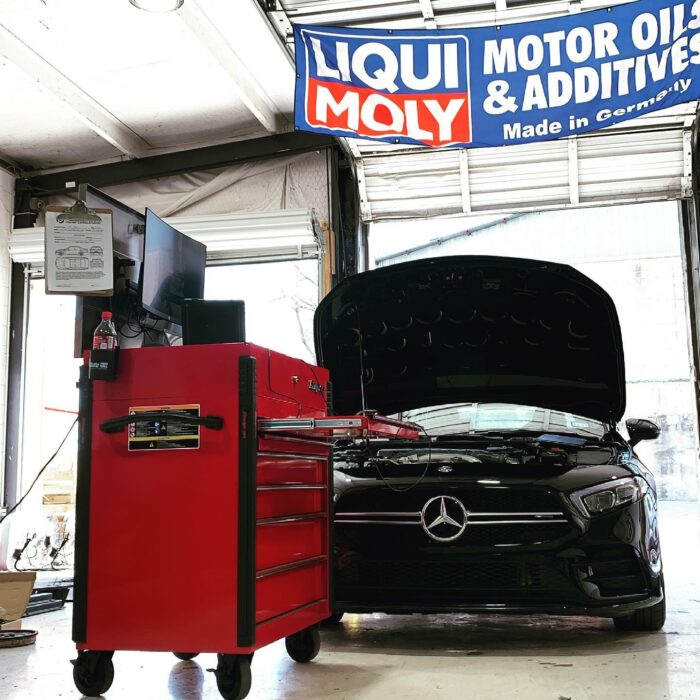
356,109,694,221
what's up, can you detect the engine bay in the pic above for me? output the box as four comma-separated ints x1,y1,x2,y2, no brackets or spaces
333,434,620,477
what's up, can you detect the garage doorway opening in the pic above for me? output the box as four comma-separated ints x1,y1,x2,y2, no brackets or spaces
369,201,699,501
13,279,81,571
7,257,320,571
204,259,318,362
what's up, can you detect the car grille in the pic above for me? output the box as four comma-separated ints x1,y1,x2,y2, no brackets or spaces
336,559,576,603
337,486,565,515
457,522,570,546
335,486,572,547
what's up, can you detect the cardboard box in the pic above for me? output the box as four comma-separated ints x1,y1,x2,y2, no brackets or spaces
0,619,22,631
0,572,36,622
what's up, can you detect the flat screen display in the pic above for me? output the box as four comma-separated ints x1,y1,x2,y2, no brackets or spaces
140,209,206,325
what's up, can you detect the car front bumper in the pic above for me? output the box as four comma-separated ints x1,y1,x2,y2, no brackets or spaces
338,594,664,618
333,497,664,617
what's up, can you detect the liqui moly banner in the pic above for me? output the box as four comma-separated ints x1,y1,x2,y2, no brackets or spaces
294,0,700,148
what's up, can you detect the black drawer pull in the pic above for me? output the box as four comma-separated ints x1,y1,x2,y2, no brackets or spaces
100,411,224,434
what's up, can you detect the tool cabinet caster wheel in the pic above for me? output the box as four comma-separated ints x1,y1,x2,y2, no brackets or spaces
174,652,199,661
285,625,321,663
214,654,252,700
71,651,115,697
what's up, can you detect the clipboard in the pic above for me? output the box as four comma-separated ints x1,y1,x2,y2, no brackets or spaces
45,201,114,296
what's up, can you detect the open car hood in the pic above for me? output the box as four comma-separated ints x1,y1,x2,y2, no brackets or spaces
314,256,625,423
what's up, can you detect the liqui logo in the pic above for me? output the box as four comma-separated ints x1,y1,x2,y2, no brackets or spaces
297,28,472,146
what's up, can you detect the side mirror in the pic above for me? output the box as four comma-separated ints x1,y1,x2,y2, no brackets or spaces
625,418,660,447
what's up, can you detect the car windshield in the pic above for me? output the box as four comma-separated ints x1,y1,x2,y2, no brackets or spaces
393,403,606,440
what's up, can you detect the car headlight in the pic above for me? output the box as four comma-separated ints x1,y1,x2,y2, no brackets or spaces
569,476,648,517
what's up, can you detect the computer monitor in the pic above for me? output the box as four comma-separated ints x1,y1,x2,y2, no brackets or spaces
140,209,207,326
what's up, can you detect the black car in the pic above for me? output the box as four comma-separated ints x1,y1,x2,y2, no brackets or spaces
315,255,665,631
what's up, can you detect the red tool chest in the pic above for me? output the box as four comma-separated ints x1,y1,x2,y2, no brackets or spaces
71,343,334,700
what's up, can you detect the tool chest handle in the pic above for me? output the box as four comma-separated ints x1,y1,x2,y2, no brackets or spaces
99,412,224,434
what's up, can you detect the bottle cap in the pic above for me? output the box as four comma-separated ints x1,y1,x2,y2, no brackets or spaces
101,311,113,319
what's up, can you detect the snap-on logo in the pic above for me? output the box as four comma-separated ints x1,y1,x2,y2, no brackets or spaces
308,380,326,395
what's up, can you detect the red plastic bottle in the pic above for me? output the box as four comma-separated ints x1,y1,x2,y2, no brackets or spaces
92,311,118,351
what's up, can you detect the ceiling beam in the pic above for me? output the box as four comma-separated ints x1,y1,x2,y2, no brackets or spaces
251,0,295,63
0,24,149,159
256,2,363,166
179,1,286,133
418,0,437,28
266,6,295,51
0,148,23,176
27,131,336,193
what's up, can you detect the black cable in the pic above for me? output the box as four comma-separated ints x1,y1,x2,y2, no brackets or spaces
352,303,368,414
50,535,71,571
111,288,143,338
137,309,161,332
12,534,35,571
370,424,433,494
346,300,431,491
0,417,78,527
118,317,143,339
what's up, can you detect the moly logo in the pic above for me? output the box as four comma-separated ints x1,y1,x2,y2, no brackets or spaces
296,26,472,147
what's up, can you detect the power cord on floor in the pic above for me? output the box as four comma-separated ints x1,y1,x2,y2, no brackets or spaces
0,417,78,527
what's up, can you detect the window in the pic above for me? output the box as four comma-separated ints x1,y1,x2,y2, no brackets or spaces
205,260,319,362
12,280,80,567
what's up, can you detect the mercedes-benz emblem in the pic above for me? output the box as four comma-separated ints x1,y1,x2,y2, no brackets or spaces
421,495,469,543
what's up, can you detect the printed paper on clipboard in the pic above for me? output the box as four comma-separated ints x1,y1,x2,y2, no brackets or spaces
45,200,114,295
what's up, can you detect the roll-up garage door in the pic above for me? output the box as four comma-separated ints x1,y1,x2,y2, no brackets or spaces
353,104,696,221
9,208,323,273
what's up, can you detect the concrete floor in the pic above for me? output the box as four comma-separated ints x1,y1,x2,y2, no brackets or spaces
1,501,699,700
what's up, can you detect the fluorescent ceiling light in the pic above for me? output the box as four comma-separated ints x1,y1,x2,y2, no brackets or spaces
129,0,184,12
